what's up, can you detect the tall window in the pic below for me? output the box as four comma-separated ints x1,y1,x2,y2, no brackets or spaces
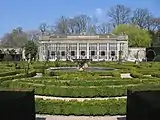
91,51,95,56
79,43,87,59
71,51,75,56
51,51,56,56
61,51,65,56
109,43,117,58
89,43,97,59
81,51,85,56
111,51,115,56
101,51,105,56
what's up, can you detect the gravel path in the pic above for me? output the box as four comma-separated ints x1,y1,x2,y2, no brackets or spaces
35,95,127,101
36,115,126,120
120,73,132,78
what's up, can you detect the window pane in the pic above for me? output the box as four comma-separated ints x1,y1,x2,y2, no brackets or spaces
91,51,95,56
61,51,65,56
81,51,85,56
101,51,105,56
51,51,56,56
71,51,75,56
111,51,115,56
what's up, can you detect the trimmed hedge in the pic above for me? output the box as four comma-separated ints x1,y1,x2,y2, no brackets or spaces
0,71,18,77
0,71,36,83
130,71,144,78
2,81,160,98
15,78,159,86
52,71,121,79
35,99,126,116
151,72,160,78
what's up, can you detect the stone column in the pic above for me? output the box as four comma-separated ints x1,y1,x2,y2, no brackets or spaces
107,43,109,61
38,45,42,61
97,43,99,61
77,43,79,59
87,43,89,59
117,43,120,61
123,42,128,60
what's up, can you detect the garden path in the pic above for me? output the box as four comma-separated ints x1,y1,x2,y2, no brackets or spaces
35,95,127,101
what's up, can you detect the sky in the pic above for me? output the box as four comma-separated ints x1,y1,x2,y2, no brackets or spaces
0,0,159,37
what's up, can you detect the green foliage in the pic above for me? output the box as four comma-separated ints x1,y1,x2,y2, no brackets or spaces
151,72,160,78
130,71,144,78
154,55,160,62
0,71,18,77
3,79,160,97
24,40,38,60
35,99,126,116
113,24,151,47
0,70,36,83
111,71,121,78
14,77,160,86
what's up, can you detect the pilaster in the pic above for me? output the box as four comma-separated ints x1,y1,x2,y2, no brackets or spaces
87,43,89,59
77,43,79,59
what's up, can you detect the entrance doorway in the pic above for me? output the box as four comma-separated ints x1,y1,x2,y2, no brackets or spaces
146,49,156,61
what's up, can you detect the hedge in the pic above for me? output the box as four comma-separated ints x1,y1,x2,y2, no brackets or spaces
52,71,121,78
35,99,126,116
15,78,159,86
2,81,160,98
0,71,36,83
130,71,144,78
0,71,18,77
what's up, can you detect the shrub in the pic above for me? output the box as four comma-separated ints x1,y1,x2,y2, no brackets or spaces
151,72,160,78
2,81,160,98
111,71,121,78
0,71,18,77
16,78,159,86
130,71,144,78
0,70,36,83
35,99,126,116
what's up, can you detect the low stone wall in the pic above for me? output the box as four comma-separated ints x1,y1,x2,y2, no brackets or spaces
128,47,146,61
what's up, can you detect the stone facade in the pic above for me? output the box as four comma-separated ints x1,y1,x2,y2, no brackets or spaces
128,47,146,61
38,34,128,61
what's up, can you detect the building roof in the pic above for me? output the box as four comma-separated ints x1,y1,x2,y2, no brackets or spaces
39,34,128,41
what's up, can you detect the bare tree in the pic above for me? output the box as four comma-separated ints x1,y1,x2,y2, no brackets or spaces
74,14,91,34
54,14,91,35
39,23,49,35
39,23,50,75
26,30,40,42
107,5,131,27
67,18,77,34
54,16,69,35
97,23,113,34
87,24,97,35
131,8,152,29
0,27,28,48
148,17,160,31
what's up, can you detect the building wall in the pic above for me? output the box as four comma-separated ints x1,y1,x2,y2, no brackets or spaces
128,47,146,61
38,35,128,61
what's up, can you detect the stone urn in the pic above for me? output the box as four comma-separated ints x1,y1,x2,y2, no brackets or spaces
79,67,84,71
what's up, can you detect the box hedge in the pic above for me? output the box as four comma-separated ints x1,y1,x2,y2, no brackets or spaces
0,71,18,77
0,71,36,83
151,72,160,78
2,81,160,98
35,98,126,116
15,78,159,86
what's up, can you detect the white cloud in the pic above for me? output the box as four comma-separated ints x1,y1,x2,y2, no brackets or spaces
93,8,106,24
95,8,103,16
